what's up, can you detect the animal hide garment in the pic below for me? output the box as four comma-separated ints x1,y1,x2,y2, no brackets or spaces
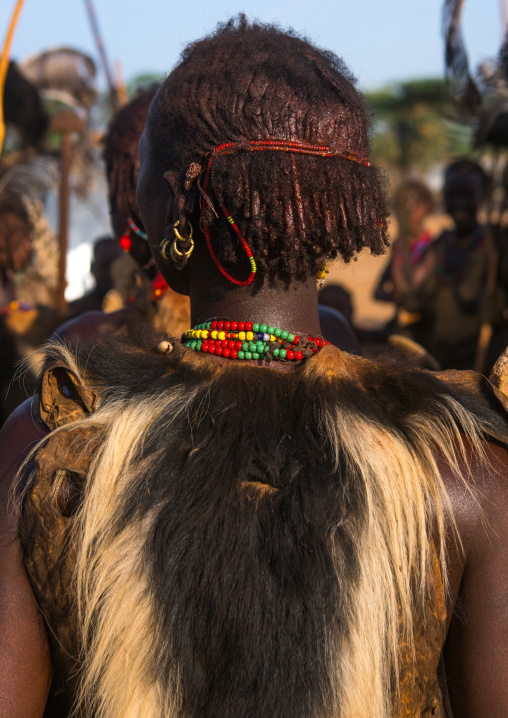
19,329,508,718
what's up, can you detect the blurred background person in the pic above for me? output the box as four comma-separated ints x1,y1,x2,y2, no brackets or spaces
67,235,122,316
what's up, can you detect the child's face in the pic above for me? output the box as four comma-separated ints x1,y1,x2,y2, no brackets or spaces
408,200,431,233
444,173,484,234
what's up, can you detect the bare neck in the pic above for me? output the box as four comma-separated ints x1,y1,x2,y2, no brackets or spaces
189,272,323,338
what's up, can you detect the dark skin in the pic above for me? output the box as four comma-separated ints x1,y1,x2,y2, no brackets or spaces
444,173,485,241
0,399,52,718
0,125,507,716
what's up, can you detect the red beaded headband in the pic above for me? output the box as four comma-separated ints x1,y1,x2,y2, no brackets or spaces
199,139,370,286
210,139,370,166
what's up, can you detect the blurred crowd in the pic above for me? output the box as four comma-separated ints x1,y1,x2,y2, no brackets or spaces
320,161,508,374
2,55,508,426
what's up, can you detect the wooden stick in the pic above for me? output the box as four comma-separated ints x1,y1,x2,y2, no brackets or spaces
501,0,508,34
83,0,119,112
114,60,129,107
0,0,26,154
58,129,72,313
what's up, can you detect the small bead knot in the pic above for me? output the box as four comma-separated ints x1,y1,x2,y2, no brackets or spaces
184,162,202,190
158,340,173,354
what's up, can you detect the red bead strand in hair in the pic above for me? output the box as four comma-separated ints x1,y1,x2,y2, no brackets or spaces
202,160,257,286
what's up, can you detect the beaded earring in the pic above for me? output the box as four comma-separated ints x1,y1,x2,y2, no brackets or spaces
127,217,148,240
316,262,329,287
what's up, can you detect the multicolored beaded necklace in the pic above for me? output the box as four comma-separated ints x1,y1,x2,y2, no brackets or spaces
182,320,328,362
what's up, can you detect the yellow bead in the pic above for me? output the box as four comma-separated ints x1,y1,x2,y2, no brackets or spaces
218,331,226,340
201,330,209,339
246,331,254,341
211,330,218,339
270,334,276,342
238,331,246,340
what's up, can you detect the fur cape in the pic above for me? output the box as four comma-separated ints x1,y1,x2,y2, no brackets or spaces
19,328,508,718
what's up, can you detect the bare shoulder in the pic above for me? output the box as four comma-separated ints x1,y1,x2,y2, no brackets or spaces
441,438,508,718
440,438,508,561
0,401,53,716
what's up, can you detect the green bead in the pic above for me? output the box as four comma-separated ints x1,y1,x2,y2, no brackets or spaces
242,342,249,351
279,348,287,358
272,347,280,357
256,342,264,351
267,326,274,334
206,322,212,329
191,341,197,349
249,342,257,352
281,330,288,340
253,352,260,359
252,323,260,332
260,324,267,333
238,351,245,359
197,341,202,351
245,351,252,360
288,333,295,343
274,328,282,337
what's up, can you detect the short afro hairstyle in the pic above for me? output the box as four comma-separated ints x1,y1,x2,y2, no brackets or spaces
444,159,490,197
150,16,390,283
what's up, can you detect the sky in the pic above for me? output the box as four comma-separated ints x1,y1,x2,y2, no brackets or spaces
0,0,504,92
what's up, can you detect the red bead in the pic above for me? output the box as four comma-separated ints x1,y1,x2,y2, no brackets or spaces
315,337,322,348
308,336,313,343
246,322,253,331
221,340,228,348
238,322,245,331
228,340,236,349
231,322,238,330
212,321,218,329
202,344,208,352
223,348,231,358
296,351,303,360
230,350,238,359
287,350,295,360
218,321,224,330
215,347,223,356
224,322,231,330
293,335,299,345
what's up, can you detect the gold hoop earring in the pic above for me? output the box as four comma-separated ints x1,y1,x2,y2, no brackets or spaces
156,220,194,268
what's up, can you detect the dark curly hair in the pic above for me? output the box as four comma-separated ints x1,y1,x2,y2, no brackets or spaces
103,84,159,227
150,16,390,283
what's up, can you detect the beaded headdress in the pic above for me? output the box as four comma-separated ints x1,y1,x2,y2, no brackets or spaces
186,139,370,286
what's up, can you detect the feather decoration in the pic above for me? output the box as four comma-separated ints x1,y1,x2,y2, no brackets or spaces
443,0,482,116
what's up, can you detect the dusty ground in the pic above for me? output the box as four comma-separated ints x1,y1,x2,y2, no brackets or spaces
328,213,453,329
